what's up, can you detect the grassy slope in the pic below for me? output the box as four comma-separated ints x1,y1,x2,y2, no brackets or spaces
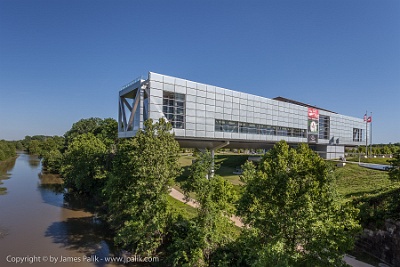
333,163,396,199
167,195,197,219
174,153,400,228
177,153,398,202
172,154,400,265
346,157,392,165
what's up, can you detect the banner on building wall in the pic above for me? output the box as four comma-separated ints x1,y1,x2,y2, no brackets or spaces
307,107,319,143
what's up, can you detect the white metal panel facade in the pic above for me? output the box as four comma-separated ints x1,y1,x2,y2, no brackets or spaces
119,72,367,149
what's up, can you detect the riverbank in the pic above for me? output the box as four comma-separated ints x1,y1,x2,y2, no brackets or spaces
0,153,119,267
0,156,18,196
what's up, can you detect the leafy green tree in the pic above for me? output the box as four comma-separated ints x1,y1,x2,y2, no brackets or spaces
238,141,360,267
388,153,400,181
105,118,181,254
168,151,237,267
14,141,24,150
64,117,103,144
64,117,117,147
95,118,118,147
61,133,107,197
0,141,16,160
39,136,65,154
42,149,63,173
39,136,66,173
27,140,41,155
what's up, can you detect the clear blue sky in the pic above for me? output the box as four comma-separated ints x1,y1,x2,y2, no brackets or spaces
0,0,399,143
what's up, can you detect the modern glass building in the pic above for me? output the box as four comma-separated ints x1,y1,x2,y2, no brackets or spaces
118,72,367,159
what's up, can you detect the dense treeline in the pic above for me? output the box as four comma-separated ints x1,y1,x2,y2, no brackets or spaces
35,117,362,266
0,140,16,161
17,117,400,266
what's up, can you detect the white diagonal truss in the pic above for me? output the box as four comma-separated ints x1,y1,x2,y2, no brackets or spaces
118,79,150,138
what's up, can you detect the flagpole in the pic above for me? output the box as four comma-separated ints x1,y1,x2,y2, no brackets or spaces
370,112,372,156
365,110,368,157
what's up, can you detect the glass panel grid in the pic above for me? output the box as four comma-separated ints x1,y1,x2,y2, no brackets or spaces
319,115,330,140
163,91,185,129
216,119,306,138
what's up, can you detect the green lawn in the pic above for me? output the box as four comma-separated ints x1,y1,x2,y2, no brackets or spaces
177,154,398,201
346,157,392,165
172,153,400,251
167,195,198,219
333,162,398,199
214,154,248,185
176,153,247,196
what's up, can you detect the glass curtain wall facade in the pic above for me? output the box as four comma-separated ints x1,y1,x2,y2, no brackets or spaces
215,119,306,138
319,115,330,140
162,91,185,129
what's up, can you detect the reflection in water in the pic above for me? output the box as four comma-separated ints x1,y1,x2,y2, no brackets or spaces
28,154,40,168
37,167,118,265
0,153,130,267
0,156,17,195
38,172,65,207
45,217,113,267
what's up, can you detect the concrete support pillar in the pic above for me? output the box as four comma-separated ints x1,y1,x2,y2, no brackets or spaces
210,149,215,178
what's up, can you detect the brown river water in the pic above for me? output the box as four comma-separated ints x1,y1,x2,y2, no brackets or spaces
0,153,124,267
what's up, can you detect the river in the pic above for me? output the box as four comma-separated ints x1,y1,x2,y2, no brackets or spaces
0,153,121,267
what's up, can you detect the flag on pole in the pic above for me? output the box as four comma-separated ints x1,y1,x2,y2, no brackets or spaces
367,116,372,123
363,114,367,122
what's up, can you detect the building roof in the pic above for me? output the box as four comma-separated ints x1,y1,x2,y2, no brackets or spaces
273,96,337,114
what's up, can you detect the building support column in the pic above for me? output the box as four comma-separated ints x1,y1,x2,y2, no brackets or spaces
209,141,230,178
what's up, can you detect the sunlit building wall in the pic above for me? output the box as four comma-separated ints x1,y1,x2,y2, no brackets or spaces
118,72,367,159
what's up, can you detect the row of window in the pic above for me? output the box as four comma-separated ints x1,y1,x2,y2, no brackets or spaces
215,119,307,138
319,115,330,140
353,128,363,142
163,92,186,129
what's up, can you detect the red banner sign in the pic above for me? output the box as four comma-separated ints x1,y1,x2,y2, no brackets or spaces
308,108,319,120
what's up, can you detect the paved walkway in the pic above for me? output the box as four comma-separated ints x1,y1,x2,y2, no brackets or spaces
169,188,377,267
344,255,375,267
169,187,244,227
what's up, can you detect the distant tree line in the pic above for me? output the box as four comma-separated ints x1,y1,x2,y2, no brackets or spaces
347,143,400,155
0,140,16,161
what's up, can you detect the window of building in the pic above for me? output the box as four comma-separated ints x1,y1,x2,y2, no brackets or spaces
163,91,185,129
353,128,363,142
215,120,238,132
319,115,330,140
215,119,306,138
277,127,288,136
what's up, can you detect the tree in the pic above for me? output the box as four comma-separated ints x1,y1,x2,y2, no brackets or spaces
64,117,103,145
64,117,117,147
238,141,360,267
27,140,41,155
95,118,118,147
0,140,16,160
388,153,400,181
168,151,237,267
105,118,181,254
41,149,63,173
61,133,108,198
39,136,66,174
